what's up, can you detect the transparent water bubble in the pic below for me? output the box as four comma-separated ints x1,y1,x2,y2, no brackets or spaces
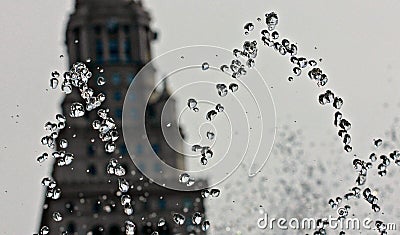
201,220,210,231
125,221,135,235
70,102,85,118
244,22,254,33
220,64,229,72
118,178,130,193
271,31,279,40
52,211,62,222
333,97,344,109
187,177,195,187
247,58,255,68
187,98,198,110
233,49,241,57
173,213,185,225
200,157,208,165
50,78,59,89
151,232,159,235
97,76,106,86
51,187,61,199
206,110,217,121
293,67,301,76
339,119,351,130
158,218,166,227
374,139,383,148
37,153,48,163
215,104,224,112
40,226,50,235
105,141,116,153
206,131,215,140
216,84,228,97
192,212,202,225
229,83,238,92
288,77,293,82
124,203,134,215
56,114,66,122
191,144,202,152
121,195,131,206
51,71,60,78
344,145,352,153
343,134,351,145
201,189,210,198
201,147,213,158
61,82,72,94
179,173,190,183
309,60,317,66
265,12,279,31
201,62,209,71
115,165,126,176
210,188,220,197
59,139,68,149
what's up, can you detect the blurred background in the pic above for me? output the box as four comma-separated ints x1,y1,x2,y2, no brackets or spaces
1,0,400,234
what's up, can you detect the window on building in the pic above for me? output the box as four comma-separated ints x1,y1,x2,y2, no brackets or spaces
66,223,76,234
114,91,122,101
124,39,132,62
158,198,166,210
115,108,122,119
96,39,104,64
108,225,122,235
119,144,128,155
109,39,119,63
87,145,95,156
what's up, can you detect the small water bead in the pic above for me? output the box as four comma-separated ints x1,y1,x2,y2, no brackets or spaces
56,114,66,123
173,213,185,225
51,71,60,78
333,97,344,109
206,110,217,121
201,62,209,71
151,232,159,235
339,119,351,130
247,59,255,68
59,139,68,148
118,178,130,193
70,102,85,118
105,141,116,153
271,31,279,40
125,221,135,235
187,177,195,187
192,212,202,225
97,76,106,86
265,12,279,31
179,173,190,183
37,153,48,163
193,107,199,112
288,77,293,82
40,226,50,235
210,188,220,197
293,67,301,76
200,157,208,165
50,78,59,89
229,83,238,92
52,211,62,222
309,60,317,67
334,112,342,127
187,98,197,110
220,64,229,72
191,144,202,152
121,195,131,205
216,84,228,97
166,123,172,128
244,22,254,33
201,147,213,158
201,189,210,198
374,138,383,148
158,218,166,227
343,134,351,145
124,203,134,215
206,131,215,140
344,145,352,153
215,104,224,112
201,220,210,231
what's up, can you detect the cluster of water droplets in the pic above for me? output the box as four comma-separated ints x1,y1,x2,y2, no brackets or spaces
92,108,119,153
178,172,195,187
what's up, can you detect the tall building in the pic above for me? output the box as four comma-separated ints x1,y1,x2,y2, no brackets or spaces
40,0,206,234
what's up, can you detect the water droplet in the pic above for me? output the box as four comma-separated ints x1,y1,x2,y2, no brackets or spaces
52,212,62,222
333,97,344,109
206,131,215,140
59,139,68,149
374,139,383,148
216,84,228,97
40,226,50,235
265,12,279,31
210,188,220,197
118,178,129,193
247,58,255,68
201,220,210,231
173,213,185,225
158,218,166,227
309,60,317,66
191,144,202,152
187,177,195,187
192,212,202,225
201,189,210,198
271,31,279,40
97,76,106,86
50,78,59,89
215,104,224,112
220,64,229,72
288,77,293,82
293,67,301,76
37,153,48,163
201,147,213,158
201,62,209,70
187,98,198,110
244,22,254,33
121,195,131,205
200,157,208,165
179,173,190,183
125,220,135,235
166,123,172,128
70,102,85,118
229,83,238,92
206,110,217,121
105,141,116,153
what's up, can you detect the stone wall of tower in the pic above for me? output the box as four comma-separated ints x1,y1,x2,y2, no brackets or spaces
39,1,206,234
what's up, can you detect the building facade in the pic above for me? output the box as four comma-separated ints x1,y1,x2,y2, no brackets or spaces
40,0,206,234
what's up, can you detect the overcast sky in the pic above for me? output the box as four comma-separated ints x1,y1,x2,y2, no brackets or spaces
1,1,400,234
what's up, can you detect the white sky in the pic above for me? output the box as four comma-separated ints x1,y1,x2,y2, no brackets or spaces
1,0,400,234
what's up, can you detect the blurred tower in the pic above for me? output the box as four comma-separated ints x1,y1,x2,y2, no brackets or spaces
39,0,206,234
